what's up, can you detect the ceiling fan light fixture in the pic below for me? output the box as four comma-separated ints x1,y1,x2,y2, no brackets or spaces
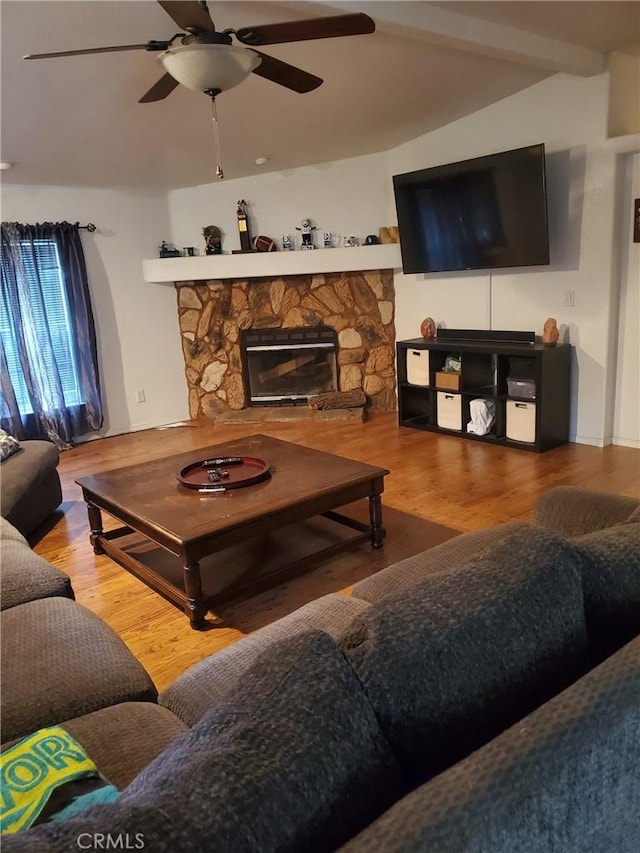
158,43,260,93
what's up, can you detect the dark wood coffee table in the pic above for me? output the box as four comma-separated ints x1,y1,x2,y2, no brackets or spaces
76,434,389,628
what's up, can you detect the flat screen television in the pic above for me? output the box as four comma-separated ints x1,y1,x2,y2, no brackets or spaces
392,144,550,274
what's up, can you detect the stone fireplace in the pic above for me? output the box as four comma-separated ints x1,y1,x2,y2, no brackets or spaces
176,269,396,419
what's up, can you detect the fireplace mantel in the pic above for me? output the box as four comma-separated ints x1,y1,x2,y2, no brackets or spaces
143,243,402,283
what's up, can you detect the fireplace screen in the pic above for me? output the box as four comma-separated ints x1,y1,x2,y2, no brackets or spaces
241,326,338,406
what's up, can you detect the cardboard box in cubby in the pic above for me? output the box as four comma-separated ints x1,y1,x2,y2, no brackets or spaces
435,371,460,391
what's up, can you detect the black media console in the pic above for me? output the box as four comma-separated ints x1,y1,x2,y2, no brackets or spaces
396,329,572,453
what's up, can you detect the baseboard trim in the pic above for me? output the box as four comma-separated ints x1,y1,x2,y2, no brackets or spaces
612,437,640,449
571,434,608,447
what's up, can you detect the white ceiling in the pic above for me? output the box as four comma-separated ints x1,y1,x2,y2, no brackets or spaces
1,1,638,190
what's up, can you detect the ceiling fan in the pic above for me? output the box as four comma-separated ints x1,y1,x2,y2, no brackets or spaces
23,0,376,101
24,1,375,178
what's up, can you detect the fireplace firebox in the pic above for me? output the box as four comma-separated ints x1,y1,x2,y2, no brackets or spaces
241,326,338,406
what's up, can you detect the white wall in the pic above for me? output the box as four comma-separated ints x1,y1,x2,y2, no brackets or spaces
166,152,390,254
608,52,640,137
1,185,189,436
386,72,636,446
613,152,640,447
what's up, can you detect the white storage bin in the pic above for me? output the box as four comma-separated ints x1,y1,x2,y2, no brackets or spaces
506,400,536,443
406,349,430,386
437,392,462,431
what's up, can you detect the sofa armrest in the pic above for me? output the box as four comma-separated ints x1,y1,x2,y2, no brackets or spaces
0,440,62,538
531,486,639,537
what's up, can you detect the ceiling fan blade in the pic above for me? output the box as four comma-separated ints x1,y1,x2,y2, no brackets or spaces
235,13,375,47
139,73,181,103
157,0,215,33
251,51,322,94
24,44,150,60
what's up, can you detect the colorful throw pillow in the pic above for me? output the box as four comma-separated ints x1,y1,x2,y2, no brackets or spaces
1,726,119,834
0,430,20,462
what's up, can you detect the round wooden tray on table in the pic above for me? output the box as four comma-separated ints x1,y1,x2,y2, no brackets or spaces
177,455,271,492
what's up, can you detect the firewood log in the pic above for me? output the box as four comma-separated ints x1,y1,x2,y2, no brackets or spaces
308,390,366,410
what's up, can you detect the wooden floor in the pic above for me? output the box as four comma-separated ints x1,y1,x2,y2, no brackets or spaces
34,414,640,691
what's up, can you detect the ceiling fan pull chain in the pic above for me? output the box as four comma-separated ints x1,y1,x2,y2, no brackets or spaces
209,91,224,179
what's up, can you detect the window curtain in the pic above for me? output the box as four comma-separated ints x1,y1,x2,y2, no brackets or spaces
0,221,103,449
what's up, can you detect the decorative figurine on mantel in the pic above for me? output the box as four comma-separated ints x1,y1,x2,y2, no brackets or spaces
158,240,180,258
282,235,293,251
236,199,252,253
542,317,559,346
420,316,437,340
202,225,222,255
296,218,316,249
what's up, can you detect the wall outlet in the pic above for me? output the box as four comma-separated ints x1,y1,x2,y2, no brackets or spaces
563,289,575,308
136,389,145,403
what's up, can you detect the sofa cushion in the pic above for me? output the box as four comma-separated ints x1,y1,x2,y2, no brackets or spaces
160,592,371,726
571,521,640,663
624,504,640,523
0,517,29,545
1,598,157,743
531,485,640,537
352,521,528,603
5,631,405,853
0,725,119,835
39,703,187,791
0,538,74,611
341,636,640,853
1,703,187,794
342,526,589,786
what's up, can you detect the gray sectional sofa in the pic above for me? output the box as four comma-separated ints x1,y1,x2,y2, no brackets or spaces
1,486,639,851
0,439,62,538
